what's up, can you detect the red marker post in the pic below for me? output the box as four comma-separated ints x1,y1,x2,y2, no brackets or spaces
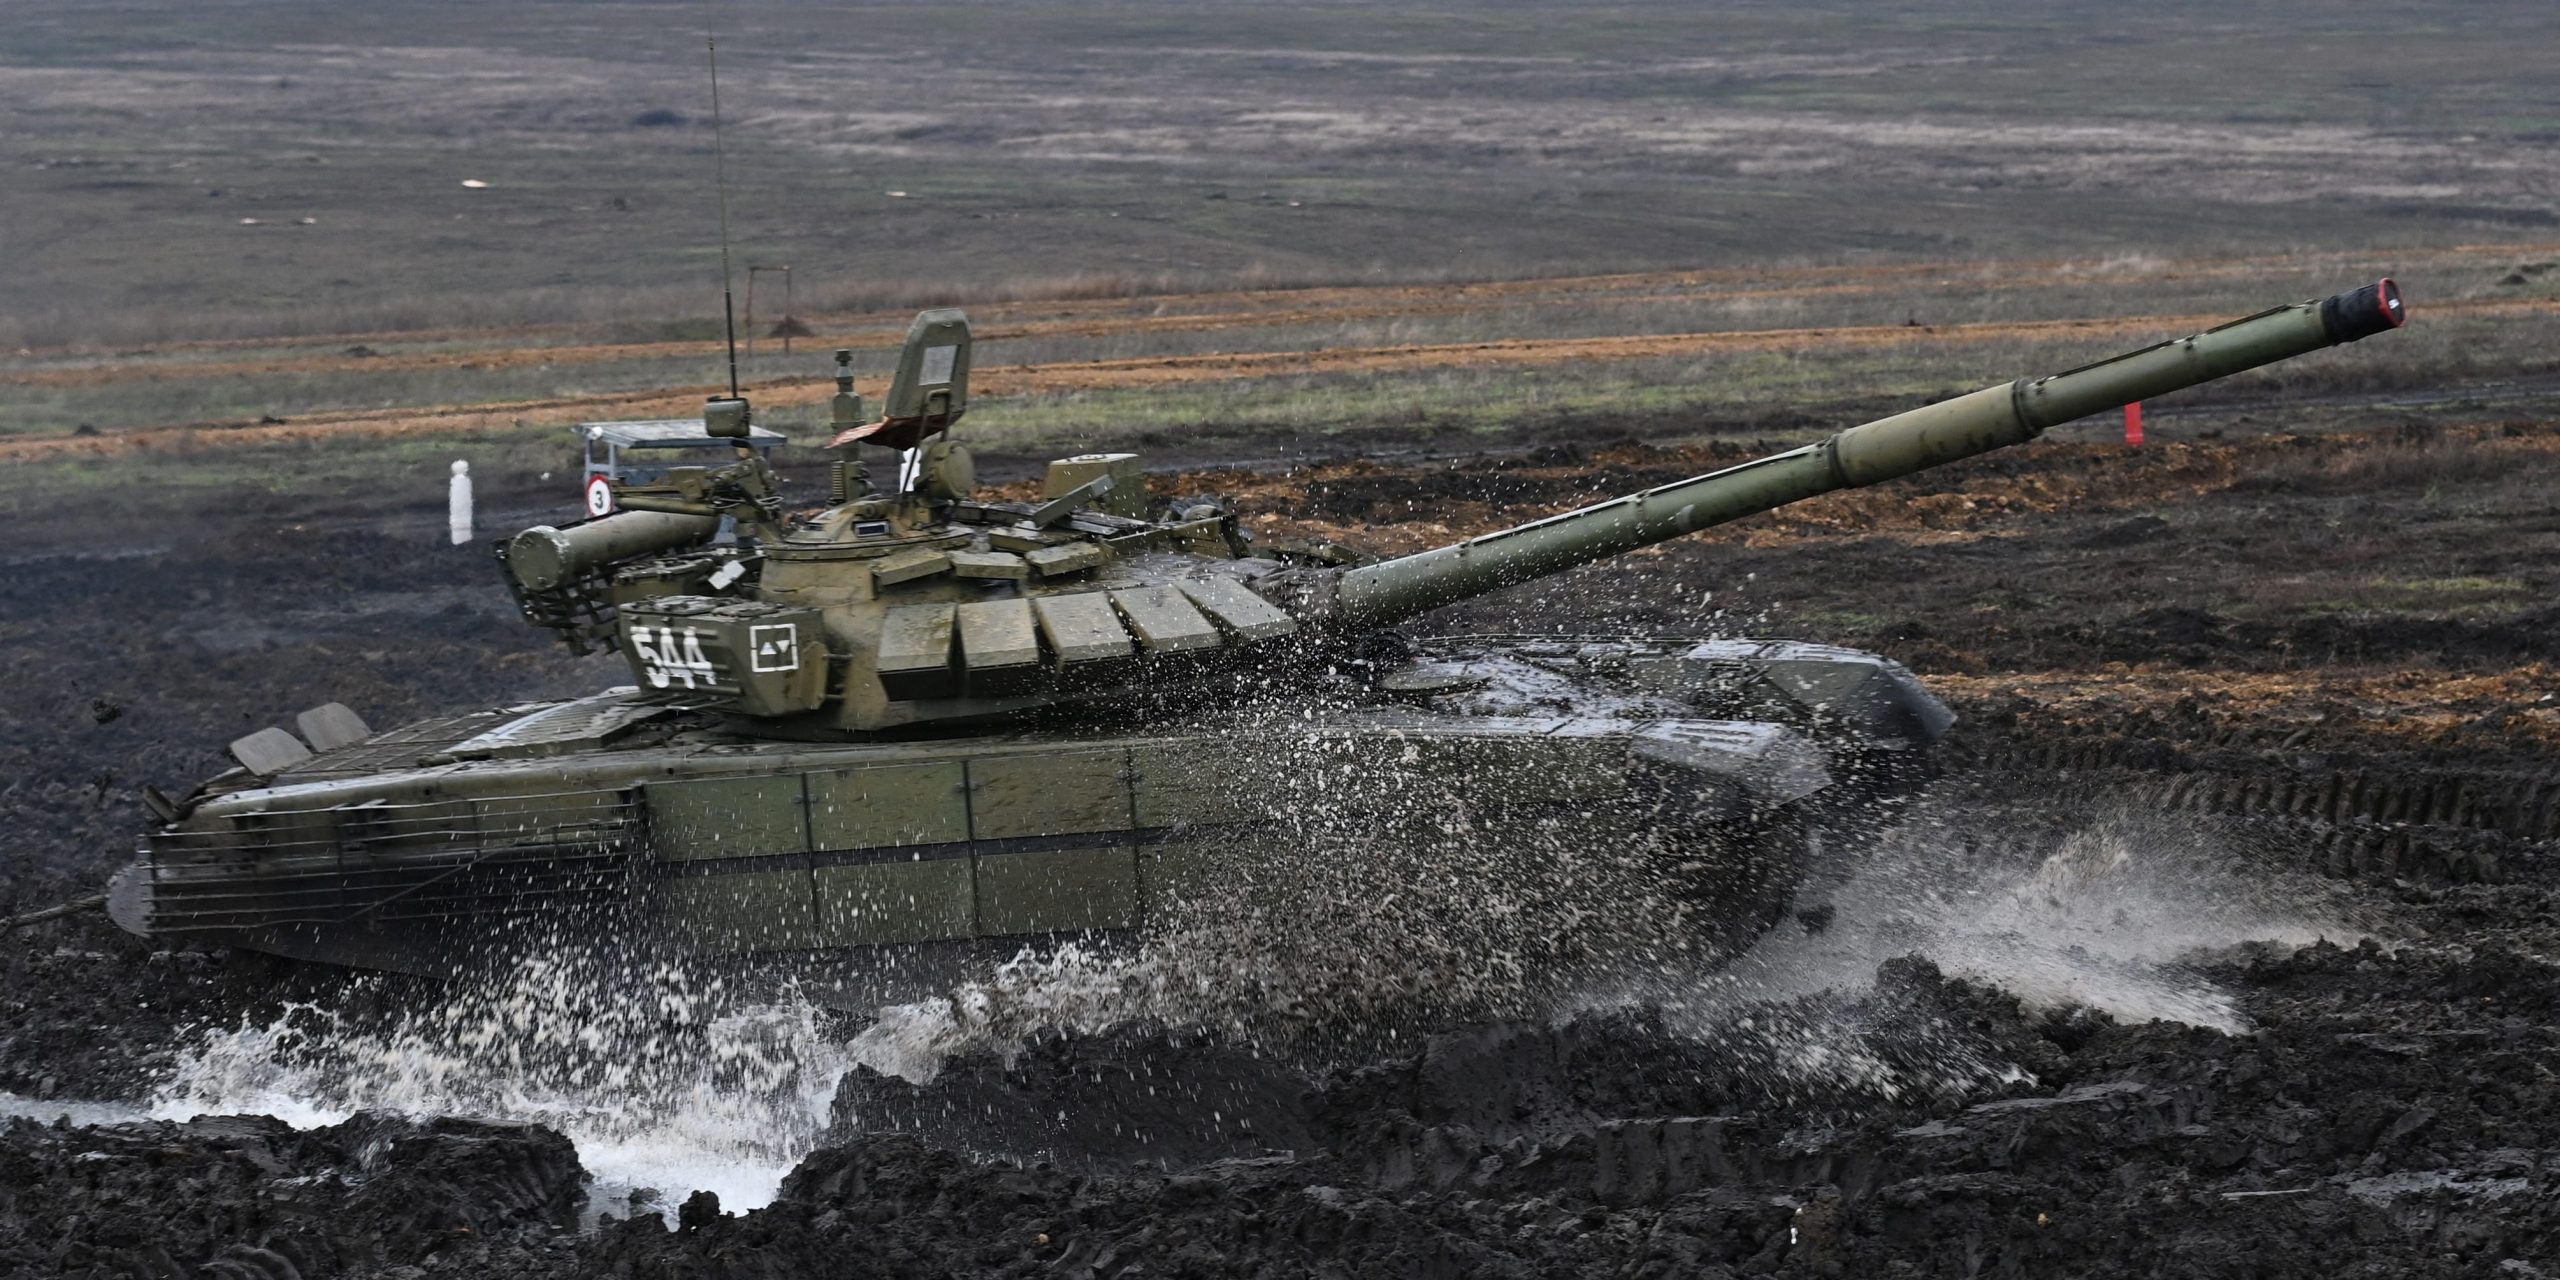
2123,401,2144,447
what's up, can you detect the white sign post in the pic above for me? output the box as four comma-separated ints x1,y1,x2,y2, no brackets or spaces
447,460,474,546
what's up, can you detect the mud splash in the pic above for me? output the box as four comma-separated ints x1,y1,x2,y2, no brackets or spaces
150,958,852,1214
1567,806,2373,1117
133,806,2354,1217
1701,809,2356,1013
810,806,2365,1189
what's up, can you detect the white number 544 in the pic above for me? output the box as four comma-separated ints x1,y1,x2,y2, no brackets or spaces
630,624,715,689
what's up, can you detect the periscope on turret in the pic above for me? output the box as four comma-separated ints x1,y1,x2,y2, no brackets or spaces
106,282,2410,986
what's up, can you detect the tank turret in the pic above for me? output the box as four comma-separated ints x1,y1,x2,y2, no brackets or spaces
505,281,2406,732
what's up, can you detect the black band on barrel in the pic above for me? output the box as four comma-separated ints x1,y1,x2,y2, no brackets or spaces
2319,278,2406,344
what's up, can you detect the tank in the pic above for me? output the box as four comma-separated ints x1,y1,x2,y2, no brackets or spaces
107,283,2410,997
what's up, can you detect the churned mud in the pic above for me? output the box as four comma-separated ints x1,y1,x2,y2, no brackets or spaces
3,397,2556,1276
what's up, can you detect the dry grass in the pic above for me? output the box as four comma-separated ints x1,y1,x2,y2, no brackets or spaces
5,245,2553,447
2227,425,2559,497
1932,667,2560,752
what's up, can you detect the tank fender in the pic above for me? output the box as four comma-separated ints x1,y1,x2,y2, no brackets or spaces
1629,720,1831,807
1632,640,1956,750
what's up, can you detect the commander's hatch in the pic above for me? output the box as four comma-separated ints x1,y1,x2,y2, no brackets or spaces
830,309,971,455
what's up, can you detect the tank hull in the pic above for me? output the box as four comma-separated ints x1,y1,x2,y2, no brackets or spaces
114,637,1950,997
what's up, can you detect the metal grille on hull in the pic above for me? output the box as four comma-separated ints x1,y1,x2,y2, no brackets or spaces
140,788,643,932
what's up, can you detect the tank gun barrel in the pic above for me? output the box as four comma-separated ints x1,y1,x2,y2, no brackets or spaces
1321,281,2406,629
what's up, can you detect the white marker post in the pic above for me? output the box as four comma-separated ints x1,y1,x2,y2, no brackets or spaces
448,460,474,546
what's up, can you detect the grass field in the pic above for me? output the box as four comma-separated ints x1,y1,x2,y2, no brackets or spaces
4,0,2555,352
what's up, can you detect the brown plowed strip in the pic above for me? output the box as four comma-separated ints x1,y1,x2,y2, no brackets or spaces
981,296,2553,396
9,296,2552,465
0,279,1909,390
1933,667,2560,751
11,238,2547,377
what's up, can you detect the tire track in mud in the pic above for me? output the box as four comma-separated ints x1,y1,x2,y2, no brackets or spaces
1927,718,2560,885
1925,788,2529,886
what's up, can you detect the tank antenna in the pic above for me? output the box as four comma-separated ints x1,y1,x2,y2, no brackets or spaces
703,8,742,399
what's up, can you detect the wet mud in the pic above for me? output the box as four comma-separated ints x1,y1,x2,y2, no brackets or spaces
0,1112,586,1277
4,400,2557,1276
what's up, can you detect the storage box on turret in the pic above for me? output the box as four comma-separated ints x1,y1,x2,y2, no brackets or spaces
1044,454,1147,518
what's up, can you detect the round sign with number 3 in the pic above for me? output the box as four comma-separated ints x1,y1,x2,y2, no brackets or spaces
585,474,614,518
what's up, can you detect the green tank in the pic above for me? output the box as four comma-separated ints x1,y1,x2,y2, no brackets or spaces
107,283,2409,996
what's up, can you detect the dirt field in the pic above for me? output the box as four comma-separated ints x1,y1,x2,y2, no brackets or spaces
5,353,2557,1273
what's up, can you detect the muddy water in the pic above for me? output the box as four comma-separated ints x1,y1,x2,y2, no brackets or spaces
111,804,2331,1216
143,961,852,1216
1668,810,2365,1035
